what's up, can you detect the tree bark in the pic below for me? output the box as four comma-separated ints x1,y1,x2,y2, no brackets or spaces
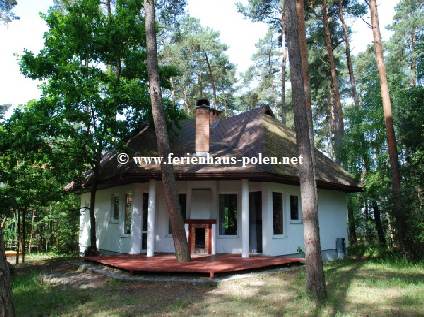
21,209,25,263
337,0,359,107
86,170,99,256
144,0,191,262
28,208,35,255
15,210,20,265
372,201,386,248
267,52,278,118
204,52,218,110
286,0,326,302
0,226,16,317
281,0,287,125
322,0,344,154
296,0,314,144
411,30,417,86
369,0,407,255
347,202,357,247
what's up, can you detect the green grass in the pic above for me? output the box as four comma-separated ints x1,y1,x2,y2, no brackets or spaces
11,255,424,316
11,270,89,316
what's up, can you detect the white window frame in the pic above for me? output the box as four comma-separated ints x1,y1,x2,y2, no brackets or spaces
167,193,187,237
121,191,132,236
289,195,302,224
272,191,285,236
110,193,120,224
217,192,239,238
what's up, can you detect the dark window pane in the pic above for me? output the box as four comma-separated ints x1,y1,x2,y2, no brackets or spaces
169,194,187,234
273,192,283,234
290,195,300,221
113,195,119,220
142,233,147,250
142,193,149,232
219,194,238,235
124,193,132,234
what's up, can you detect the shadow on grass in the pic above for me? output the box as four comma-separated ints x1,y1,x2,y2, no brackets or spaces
320,258,365,315
11,265,216,316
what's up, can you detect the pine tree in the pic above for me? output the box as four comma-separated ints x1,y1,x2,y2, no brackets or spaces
286,0,326,302
144,0,191,262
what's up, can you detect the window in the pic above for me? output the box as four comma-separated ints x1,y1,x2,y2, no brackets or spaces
111,194,119,221
124,192,132,234
273,192,283,235
168,194,187,235
290,195,300,221
219,194,238,235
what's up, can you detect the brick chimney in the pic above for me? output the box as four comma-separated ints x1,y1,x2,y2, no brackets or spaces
195,98,211,156
195,98,222,156
209,108,221,127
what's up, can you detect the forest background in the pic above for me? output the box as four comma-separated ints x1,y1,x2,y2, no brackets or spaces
0,0,423,265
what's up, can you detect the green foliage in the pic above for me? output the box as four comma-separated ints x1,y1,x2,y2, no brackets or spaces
160,15,237,115
296,246,306,258
0,0,18,24
238,28,282,114
387,0,424,86
17,0,153,179
340,1,424,259
236,0,281,28
1,0,184,256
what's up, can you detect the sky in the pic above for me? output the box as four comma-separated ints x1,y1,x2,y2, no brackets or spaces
0,0,399,117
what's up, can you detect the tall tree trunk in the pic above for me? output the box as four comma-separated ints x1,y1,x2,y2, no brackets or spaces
369,0,407,255
364,198,372,241
347,199,357,247
183,88,189,115
21,209,25,263
296,0,314,144
170,77,176,107
286,0,326,302
281,0,287,125
198,74,203,98
411,30,417,86
15,210,20,264
28,208,35,255
144,0,191,262
372,201,386,248
0,226,16,317
85,167,99,256
322,0,344,155
338,0,359,107
204,52,218,110
268,52,278,117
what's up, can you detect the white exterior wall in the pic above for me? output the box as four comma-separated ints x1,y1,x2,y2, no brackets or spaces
264,183,305,256
262,183,348,256
79,180,348,258
317,189,348,259
79,183,150,255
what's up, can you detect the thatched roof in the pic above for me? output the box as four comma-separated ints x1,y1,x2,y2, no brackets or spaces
68,106,361,193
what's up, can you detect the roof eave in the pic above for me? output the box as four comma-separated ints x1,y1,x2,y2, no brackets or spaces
70,171,362,193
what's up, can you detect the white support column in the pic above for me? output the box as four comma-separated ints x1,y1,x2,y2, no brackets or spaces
211,223,216,255
261,183,269,255
241,179,249,258
147,179,156,257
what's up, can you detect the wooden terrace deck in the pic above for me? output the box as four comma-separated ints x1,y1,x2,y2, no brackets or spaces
85,253,305,278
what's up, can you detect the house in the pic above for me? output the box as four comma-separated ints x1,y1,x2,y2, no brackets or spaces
75,99,361,260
